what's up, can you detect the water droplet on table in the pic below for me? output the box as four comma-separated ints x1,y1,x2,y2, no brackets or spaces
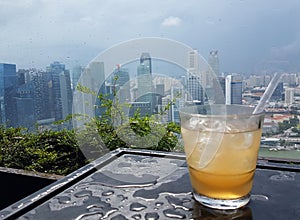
130,202,147,212
251,194,269,201
102,190,114,196
145,212,159,220
163,209,186,219
269,172,296,181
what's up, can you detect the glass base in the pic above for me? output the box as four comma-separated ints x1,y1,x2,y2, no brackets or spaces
193,192,250,210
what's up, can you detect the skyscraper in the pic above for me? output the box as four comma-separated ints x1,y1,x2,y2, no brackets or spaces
81,61,105,119
140,52,152,73
137,52,153,103
113,65,130,102
72,65,83,90
208,50,220,76
225,75,243,104
32,70,52,120
186,50,203,103
285,88,294,105
0,63,17,126
14,82,35,128
47,62,72,122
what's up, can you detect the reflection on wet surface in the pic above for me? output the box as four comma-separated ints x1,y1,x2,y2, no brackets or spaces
1,151,299,220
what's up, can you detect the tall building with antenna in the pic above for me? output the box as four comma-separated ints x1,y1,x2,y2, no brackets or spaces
186,50,203,104
137,52,153,103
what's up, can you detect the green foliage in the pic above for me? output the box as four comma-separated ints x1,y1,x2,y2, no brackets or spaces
76,78,182,153
0,126,87,175
97,97,181,152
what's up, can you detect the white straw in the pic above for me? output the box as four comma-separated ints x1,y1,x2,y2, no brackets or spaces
253,72,283,114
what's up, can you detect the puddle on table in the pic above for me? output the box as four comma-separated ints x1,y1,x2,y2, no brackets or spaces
15,154,262,219
91,170,158,188
269,171,296,181
133,172,192,200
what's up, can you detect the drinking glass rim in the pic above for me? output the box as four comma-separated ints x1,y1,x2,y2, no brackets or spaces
179,104,265,119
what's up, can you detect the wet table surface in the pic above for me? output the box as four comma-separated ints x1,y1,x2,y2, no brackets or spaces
1,148,299,220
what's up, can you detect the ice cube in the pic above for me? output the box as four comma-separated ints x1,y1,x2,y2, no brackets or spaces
231,132,253,149
189,117,200,129
241,133,253,149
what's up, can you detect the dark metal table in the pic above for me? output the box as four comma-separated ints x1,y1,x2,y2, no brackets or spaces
1,148,299,220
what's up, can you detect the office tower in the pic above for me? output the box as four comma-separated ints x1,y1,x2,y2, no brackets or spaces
208,50,220,76
47,62,72,122
14,82,35,129
72,65,83,90
113,65,130,103
135,52,155,116
186,50,203,104
32,70,52,120
285,88,294,105
0,63,17,126
140,52,152,74
225,75,242,104
231,81,243,104
137,53,153,102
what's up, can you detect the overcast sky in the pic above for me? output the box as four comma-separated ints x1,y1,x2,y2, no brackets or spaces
1,0,300,74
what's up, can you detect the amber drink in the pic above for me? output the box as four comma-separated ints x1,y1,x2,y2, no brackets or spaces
179,105,264,209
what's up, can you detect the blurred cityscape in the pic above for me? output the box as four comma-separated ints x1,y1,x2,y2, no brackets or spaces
1,50,300,154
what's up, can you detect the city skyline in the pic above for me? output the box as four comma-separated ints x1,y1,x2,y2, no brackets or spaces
2,52,300,130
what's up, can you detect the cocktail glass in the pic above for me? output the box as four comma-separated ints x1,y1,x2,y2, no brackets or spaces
179,104,264,210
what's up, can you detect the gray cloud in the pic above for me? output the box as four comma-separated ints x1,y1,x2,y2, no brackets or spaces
0,0,300,73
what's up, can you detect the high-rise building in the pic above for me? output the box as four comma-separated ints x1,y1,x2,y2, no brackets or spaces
32,70,53,120
14,81,35,129
140,52,152,73
225,75,242,104
113,65,130,103
208,50,220,76
81,61,105,119
136,52,153,113
186,50,203,104
231,81,243,104
47,62,72,123
0,63,17,126
72,65,83,90
285,88,294,105
137,53,153,102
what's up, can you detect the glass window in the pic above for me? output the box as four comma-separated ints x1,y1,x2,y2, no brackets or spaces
1,0,300,168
